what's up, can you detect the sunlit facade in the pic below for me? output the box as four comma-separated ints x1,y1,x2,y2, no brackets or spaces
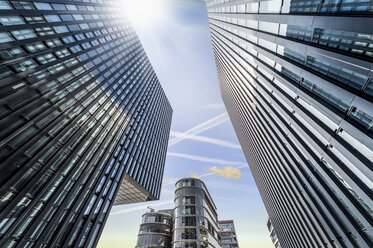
136,210,173,248
173,178,222,248
0,0,172,247
205,0,373,247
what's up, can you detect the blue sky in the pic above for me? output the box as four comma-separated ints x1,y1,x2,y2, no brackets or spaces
98,1,272,247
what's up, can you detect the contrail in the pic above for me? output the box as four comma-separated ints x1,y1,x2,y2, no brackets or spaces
167,152,247,166
169,131,241,149
168,112,229,147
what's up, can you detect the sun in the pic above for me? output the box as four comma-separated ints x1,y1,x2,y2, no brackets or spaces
116,0,168,30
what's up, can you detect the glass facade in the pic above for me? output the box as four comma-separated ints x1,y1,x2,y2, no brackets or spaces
205,0,373,247
218,220,239,248
136,211,173,248
0,0,172,247
173,178,222,248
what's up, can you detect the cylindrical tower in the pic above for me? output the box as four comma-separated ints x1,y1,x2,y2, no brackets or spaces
173,178,221,248
136,210,173,248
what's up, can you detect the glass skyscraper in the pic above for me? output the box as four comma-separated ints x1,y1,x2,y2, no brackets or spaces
205,0,373,247
0,1,172,247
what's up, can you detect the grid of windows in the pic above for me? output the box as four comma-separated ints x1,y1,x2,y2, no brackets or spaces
0,1,172,247
206,0,373,247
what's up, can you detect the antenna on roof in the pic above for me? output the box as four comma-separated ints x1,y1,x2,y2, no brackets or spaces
147,206,154,212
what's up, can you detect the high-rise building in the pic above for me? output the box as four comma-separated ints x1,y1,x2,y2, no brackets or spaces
218,220,239,248
136,209,173,248
267,218,281,248
0,1,172,247
173,178,221,248
205,0,373,247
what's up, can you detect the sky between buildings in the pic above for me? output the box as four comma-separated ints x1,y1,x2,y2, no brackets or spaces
98,0,273,247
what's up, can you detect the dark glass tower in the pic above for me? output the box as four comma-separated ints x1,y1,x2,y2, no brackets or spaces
0,1,172,247
205,0,373,247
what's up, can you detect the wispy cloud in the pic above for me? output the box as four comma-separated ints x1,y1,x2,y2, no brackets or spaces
168,112,229,147
167,152,246,166
109,200,174,216
208,166,242,180
170,131,241,149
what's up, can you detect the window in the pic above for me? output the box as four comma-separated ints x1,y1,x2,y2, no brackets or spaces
34,2,52,10
182,206,195,215
44,15,61,22
0,16,24,25
181,228,197,239
11,29,36,40
182,216,196,226
52,3,66,11
0,32,13,43
0,0,12,9
183,196,195,204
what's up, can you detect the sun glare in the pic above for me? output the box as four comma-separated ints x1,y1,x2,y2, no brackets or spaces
117,0,168,29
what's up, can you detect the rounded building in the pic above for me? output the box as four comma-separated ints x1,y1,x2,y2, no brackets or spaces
136,211,173,248
173,178,221,248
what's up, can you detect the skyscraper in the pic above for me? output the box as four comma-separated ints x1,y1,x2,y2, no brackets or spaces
218,220,239,248
0,1,172,247
173,178,221,248
205,0,373,247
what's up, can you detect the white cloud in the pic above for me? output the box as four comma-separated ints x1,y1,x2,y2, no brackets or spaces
168,112,229,147
170,131,241,149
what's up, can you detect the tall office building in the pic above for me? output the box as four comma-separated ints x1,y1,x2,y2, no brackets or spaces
173,178,221,248
205,0,373,247
218,220,239,248
0,1,172,247
136,209,173,248
267,218,281,248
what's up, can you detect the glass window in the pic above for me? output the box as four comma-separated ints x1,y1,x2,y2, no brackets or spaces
53,26,69,33
0,0,12,9
44,15,61,22
52,3,66,11
34,2,52,10
0,16,24,25
0,32,13,43
11,29,36,40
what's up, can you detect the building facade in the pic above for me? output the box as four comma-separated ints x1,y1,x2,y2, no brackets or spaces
173,178,221,248
136,210,173,248
218,220,239,248
0,1,172,247
267,218,281,248
205,0,373,247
